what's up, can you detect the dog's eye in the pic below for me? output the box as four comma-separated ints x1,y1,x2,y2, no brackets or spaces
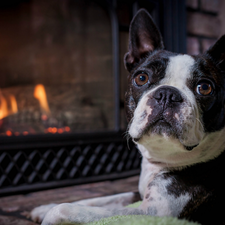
196,82,213,96
134,74,149,86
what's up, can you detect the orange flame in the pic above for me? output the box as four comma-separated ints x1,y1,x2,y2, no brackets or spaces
0,94,18,120
34,84,50,114
9,95,18,114
0,95,8,120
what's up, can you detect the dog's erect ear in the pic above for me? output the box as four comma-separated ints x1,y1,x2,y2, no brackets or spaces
206,35,225,71
124,9,164,72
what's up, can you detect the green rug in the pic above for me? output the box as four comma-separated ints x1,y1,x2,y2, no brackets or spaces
87,201,199,225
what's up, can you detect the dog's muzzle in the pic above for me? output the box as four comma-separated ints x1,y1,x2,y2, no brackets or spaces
142,86,184,137
129,85,202,150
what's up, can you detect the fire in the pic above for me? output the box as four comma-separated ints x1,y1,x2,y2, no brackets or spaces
0,95,8,120
9,95,18,113
34,84,51,114
0,93,18,120
0,85,71,136
45,126,71,134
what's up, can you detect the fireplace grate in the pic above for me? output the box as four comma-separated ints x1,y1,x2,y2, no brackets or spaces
0,133,141,196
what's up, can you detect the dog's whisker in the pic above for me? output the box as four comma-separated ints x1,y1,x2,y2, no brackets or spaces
196,118,204,130
123,130,131,150
123,117,135,151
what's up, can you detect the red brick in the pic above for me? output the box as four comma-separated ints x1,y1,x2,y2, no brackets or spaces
201,0,219,13
219,0,225,36
187,12,220,38
187,37,200,55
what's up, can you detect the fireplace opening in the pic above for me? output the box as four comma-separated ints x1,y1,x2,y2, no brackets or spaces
0,0,186,195
0,0,116,136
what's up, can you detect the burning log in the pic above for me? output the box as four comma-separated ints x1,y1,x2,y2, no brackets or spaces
34,84,50,115
0,84,113,136
0,91,18,120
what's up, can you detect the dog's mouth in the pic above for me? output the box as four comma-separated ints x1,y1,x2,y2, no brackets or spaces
184,144,199,151
133,120,172,142
133,117,176,141
132,118,199,151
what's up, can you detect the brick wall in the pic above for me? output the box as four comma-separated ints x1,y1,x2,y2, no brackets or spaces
186,0,224,55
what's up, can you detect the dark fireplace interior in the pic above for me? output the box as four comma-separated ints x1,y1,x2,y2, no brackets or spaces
0,0,117,135
0,0,186,196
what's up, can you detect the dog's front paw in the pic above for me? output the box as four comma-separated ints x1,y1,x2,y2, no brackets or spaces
42,203,102,225
41,203,73,225
30,203,57,223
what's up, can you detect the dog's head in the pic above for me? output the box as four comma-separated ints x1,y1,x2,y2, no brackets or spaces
125,9,225,168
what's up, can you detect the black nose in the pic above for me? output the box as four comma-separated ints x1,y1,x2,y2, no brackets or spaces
153,86,183,106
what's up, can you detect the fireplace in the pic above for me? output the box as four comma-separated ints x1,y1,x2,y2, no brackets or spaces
0,0,117,136
0,0,186,195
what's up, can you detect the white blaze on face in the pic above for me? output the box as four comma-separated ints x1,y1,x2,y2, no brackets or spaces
160,54,204,146
161,54,197,106
162,55,194,87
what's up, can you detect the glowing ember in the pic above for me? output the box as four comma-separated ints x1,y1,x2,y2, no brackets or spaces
23,131,28,135
45,126,71,134
58,128,63,134
6,130,12,136
65,126,70,132
34,84,51,115
51,127,57,133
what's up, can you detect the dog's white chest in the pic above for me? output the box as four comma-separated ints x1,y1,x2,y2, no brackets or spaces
140,169,191,217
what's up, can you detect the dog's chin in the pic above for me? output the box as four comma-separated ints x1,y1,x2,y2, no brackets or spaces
133,120,177,142
150,120,177,138
132,121,199,151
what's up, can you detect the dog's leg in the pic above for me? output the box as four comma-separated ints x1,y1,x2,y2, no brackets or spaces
40,173,195,225
30,192,140,223
74,191,140,208
41,203,146,225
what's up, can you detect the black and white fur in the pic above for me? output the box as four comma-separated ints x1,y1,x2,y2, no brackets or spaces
30,9,225,225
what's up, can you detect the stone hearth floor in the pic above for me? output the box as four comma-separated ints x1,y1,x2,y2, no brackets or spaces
0,175,139,225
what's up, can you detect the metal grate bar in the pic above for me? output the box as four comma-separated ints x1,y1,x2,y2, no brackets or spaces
0,132,141,196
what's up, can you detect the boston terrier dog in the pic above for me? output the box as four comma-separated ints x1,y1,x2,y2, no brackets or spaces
31,9,225,225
